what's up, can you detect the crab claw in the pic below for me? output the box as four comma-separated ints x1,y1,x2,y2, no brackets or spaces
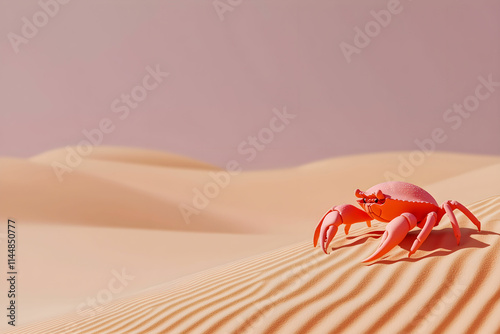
314,205,373,255
313,210,342,254
362,213,417,263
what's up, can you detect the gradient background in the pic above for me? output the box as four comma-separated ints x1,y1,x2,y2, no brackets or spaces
1,0,499,169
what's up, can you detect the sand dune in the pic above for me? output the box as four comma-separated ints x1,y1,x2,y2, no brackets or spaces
0,157,241,233
8,196,500,334
2,147,500,333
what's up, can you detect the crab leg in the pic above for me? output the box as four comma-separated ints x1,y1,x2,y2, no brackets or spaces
442,200,481,245
313,205,372,254
362,213,417,263
442,203,461,245
408,212,437,257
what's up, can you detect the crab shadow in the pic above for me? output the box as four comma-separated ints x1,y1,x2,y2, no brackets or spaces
330,228,498,264
330,231,385,251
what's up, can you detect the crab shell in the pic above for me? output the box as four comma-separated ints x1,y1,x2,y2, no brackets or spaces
356,181,441,224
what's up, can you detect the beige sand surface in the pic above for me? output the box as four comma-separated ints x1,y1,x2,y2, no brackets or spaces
1,147,499,333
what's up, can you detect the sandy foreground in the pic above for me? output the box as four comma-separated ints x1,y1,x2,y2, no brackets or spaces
1,147,499,333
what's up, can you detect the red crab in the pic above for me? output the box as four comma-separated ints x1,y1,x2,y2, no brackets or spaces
313,181,481,262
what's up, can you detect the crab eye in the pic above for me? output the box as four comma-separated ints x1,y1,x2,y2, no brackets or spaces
375,199,378,203
362,198,366,203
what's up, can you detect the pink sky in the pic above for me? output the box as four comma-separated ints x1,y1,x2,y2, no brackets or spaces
1,0,499,169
